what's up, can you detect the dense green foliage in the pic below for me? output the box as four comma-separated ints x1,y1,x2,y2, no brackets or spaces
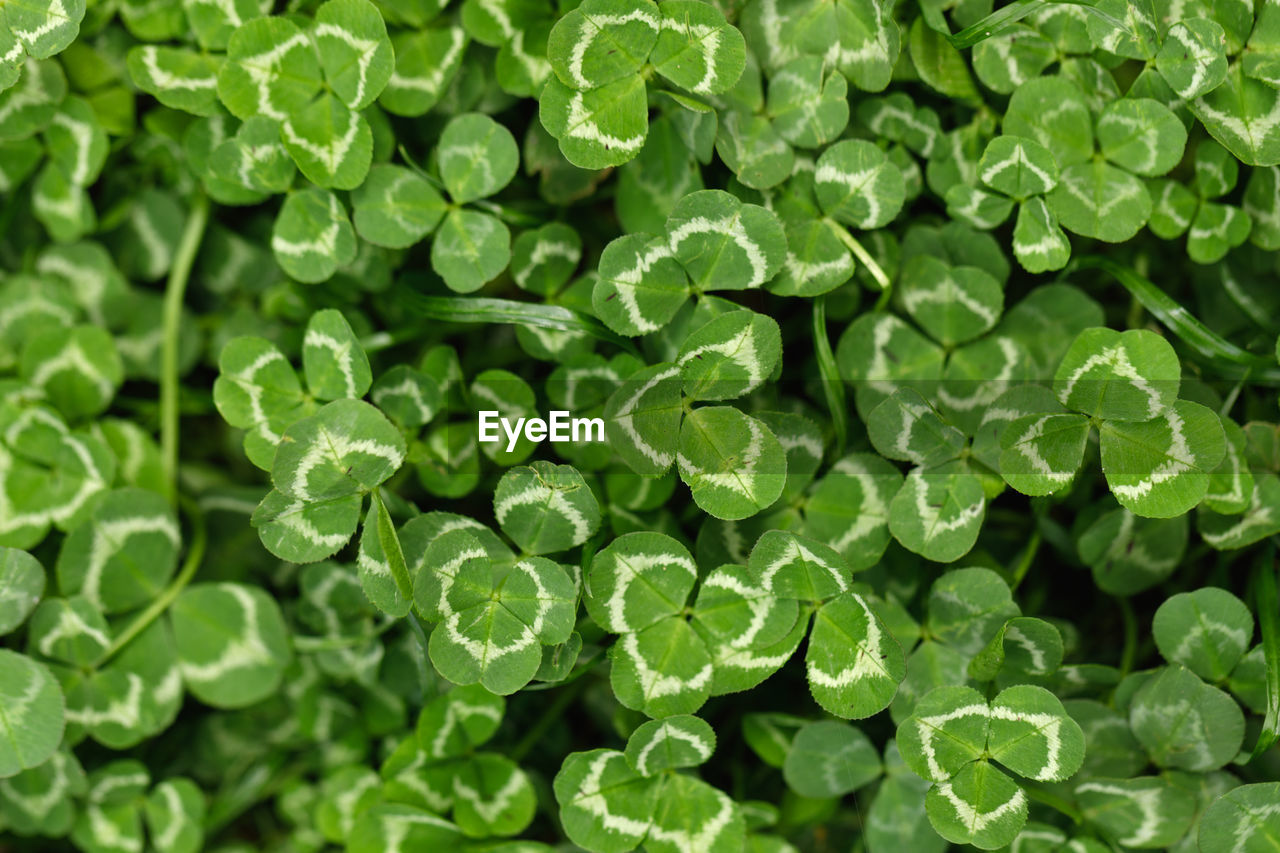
2,0,1280,850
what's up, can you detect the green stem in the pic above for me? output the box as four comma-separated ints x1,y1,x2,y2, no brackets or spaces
509,675,592,762
161,193,210,504
1023,783,1083,824
1117,596,1138,677
825,218,891,291
1009,529,1041,592
92,497,206,669
1220,370,1249,419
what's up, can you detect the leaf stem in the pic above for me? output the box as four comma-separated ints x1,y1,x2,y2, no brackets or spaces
1023,782,1083,824
1117,596,1138,677
825,219,890,291
92,496,206,669
161,193,210,504
1009,529,1041,592
509,674,591,762
1220,370,1250,419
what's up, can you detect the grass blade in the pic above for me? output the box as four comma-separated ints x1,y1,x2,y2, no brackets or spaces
398,291,641,357
1073,256,1279,374
813,296,847,457
1251,542,1280,761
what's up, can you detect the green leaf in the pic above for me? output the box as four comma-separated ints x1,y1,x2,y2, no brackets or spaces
714,110,794,191
584,531,695,634
216,17,322,121
969,616,1064,680
29,595,108,665
431,209,511,293
208,117,296,195
1078,508,1186,595
427,552,576,695
611,615,712,717
783,720,880,797
1198,783,1280,853
971,25,1054,94
494,461,601,555
539,74,648,169
212,336,309,471
1048,160,1152,242
380,26,468,116
624,714,715,776
303,309,372,401
693,562,799,650
677,407,787,521
927,567,1019,656
748,529,850,600
650,0,745,96
889,461,986,563
0,547,44,634
280,94,372,189
1200,474,1280,550
594,234,690,336
604,363,682,476
1053,327,1180,422
171,582,291,708
815,139,906,229
666,189,786,291
979,135,1058,199
56,487,179,613
452,752,536,836
1129,664,1244,771
20,325,122,419
355,491,412,616
547,0,660,90
1096,98,1186,177
677,309,781,401
1153,587,1252,682
806,591,905,719
438,112,519,204
867,388,965,468
1,0,85,63
272,398,406,503
511,222,581,296
768,57,848,148
802,453,901,570
554,749,658,853
898,685,990,782
1003,76,1092,167
126,46,221,116
351,164,447,249
1188,202,1252,264
645,770,744,852
836,312,945,418
999,412,1089,496
1191,64,1280,167
1099,400,1227,518
986,685,1084,781
898,254,1003,347
924,760,1027,850
1156,19,1228,100
313,0,393,110
271,188,358,284
144,777,204,853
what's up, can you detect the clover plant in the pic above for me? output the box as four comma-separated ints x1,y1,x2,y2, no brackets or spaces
5,0,1280,851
